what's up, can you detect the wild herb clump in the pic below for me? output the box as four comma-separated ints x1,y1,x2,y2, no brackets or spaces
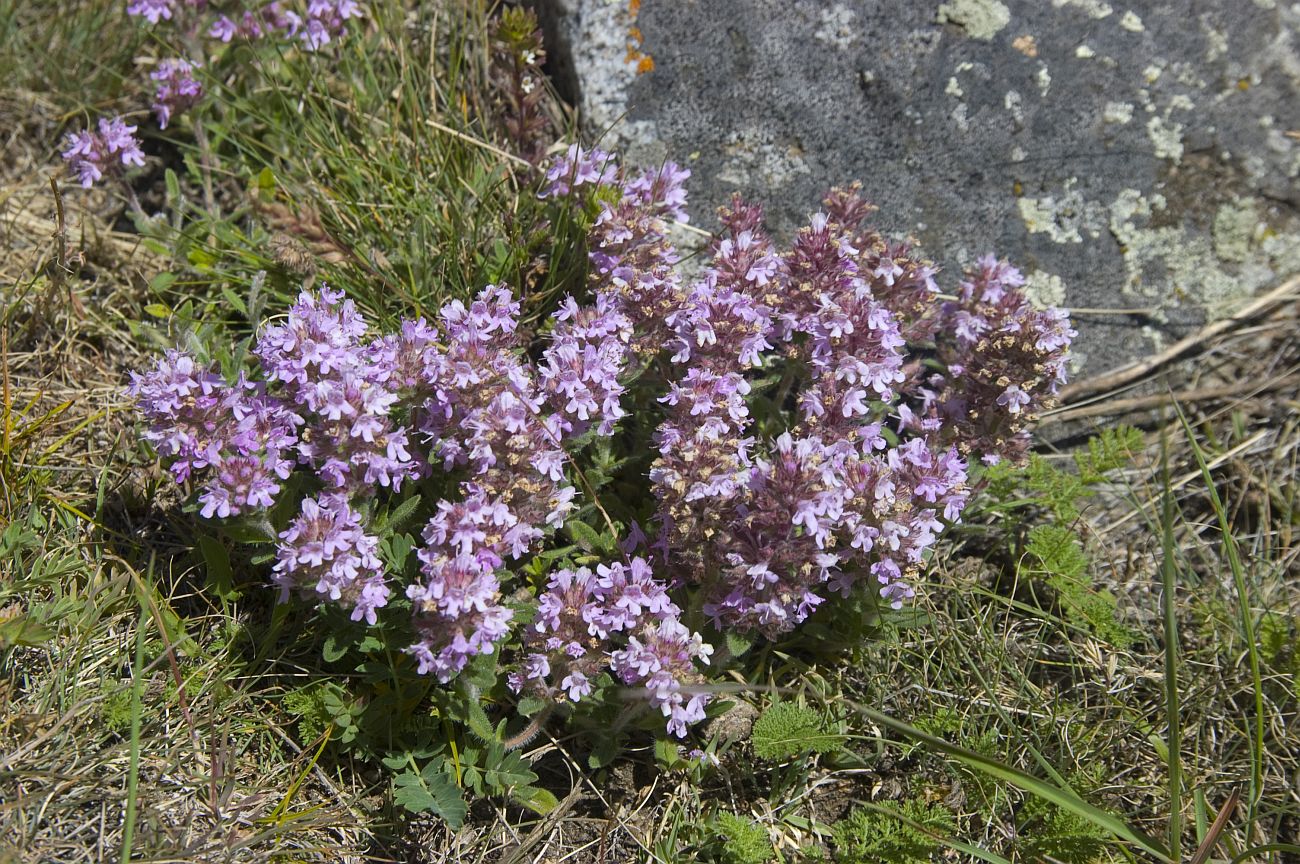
129,146,1074,740
63,1,364,190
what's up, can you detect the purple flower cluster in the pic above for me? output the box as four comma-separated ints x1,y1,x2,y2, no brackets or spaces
61,117,146,188
540,151,1068,633
405,286,582,680
255,287,419,493
128,350,300,519
273,493,388,624
127,0,363,51
150,58,203,129
513,558,712,736
909,254,1078,462
209,0,362,50
133,145,1071,740
541,144,617,198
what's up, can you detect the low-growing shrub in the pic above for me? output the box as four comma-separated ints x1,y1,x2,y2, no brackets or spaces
128,145,1074,811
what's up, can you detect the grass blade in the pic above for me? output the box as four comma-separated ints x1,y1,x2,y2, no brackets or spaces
1173,403,1265,824
1159,427,1184,860
842,697,1174,863
120,605,147,864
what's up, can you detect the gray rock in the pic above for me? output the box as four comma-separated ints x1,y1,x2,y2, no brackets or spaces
539,0,1300,376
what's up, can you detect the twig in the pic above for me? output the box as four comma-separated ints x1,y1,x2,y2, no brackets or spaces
1059,276,1300,403
1041,376,1299,425
1101,429,1269,535
191,115,219,218
424,116,532,168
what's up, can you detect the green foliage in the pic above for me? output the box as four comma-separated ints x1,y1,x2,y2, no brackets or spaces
282,683,335,743
1259,612,1300,699
750,702,841,761
1024,525,1134,648
711,812,772,864
1025,524,1088,581
99,681,135,733
392,759,468,828
831,800,955,864
1018,796,1118,864
1075,426,1142,484
977,428,1143,647
1024,455,1090,523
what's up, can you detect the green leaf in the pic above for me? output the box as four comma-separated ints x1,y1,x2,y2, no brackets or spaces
564,519,615,556
253,166,277,201
187,246,217,270
164,168,181,210
197,535,239,601
149,272,177,294
464,700,497,743
0,612,55,648
513,786,560,816
144,303,171,319
483,743,538,791
750,702,841,760
725,630,757,658
588,734,619,770
220,286,249,316
393,762,467,828
654,737,681,767
1024,525,1087,580
376,493,422,533
220,514,277,544
322,633,351,663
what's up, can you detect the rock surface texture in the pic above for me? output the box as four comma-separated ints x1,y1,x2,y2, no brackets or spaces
539,0,1300,375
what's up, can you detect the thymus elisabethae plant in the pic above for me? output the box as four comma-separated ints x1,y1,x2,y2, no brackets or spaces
129,145,1075,745
64,1,364,190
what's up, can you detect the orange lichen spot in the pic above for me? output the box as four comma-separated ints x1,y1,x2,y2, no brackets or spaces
625,24,653,74
1012,34,1038,58
629,0,641,14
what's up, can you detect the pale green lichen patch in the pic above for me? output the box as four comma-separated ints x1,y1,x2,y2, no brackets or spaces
1024,270,1068,307
1119,10,1144,32
1108,189,1299,318
1146,116,1185,160
1103,101,1134,124
1052,0,1113,18
936,0,1011,41
1017,179,1107,244
1213,198,1261,263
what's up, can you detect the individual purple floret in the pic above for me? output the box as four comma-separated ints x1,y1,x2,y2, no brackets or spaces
540,143,617,198
127,0,178,23
61,116,146,188
301,0,364,50
151,59,203,129
273,493,390,624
